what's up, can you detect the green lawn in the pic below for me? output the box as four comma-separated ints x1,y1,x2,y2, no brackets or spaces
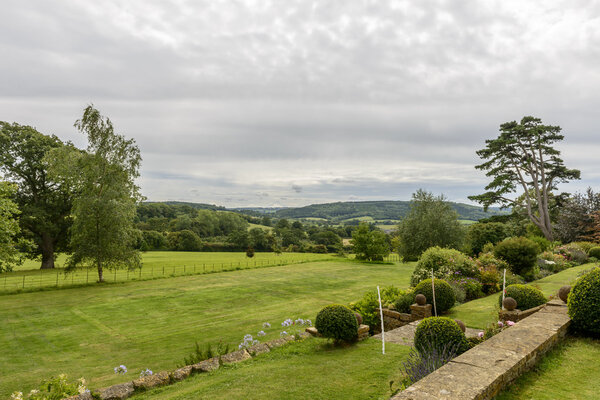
0,260,415,398
3,252,337,292
496,337,600,399
448,264,596,328
134,338,410,400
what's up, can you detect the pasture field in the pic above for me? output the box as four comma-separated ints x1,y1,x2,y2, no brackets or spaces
448,263,596,328
0,259,415,398
134,338,411,400
3,252,338,293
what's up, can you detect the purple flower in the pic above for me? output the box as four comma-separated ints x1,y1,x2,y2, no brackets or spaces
280,331,288,336
257,330,266,337
478,332,484,338
114,365,127,374
262,322,271,329
507,320,515,326
498,321,504,328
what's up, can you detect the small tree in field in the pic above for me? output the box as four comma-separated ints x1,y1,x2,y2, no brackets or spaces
47,105,142,282
469,116,580,241
351,223,390,261
246,247,255,258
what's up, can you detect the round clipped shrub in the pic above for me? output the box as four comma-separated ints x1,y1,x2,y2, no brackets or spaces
315,304,359,343
568,268,600,335
410,247,479,287
414,317,469,355
497,284,546,311
414,279,456,313
588,246,600,259
493,237,540,279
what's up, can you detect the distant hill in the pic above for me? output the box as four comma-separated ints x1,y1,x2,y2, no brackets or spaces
158,201,226,211
271,200,508,222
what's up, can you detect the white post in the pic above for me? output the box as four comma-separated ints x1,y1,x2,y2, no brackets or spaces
431,269,437,317
502,268,506,310
377,285,385,355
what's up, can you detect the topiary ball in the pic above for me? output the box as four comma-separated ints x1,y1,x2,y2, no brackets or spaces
588,246,600,259
315,304,359,343
414,279,456,313
454,319,466,332
503,297,517,311
415,293,427,306
568,268,600,335
414,317,469,355
558,285,571,303
498,284,546,311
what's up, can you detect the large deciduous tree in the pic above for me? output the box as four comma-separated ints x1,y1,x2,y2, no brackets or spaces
47,105,142,282
351,223,390,261
0,181,22,272
469,116,580,241
0,123,73,269
396,189,465,261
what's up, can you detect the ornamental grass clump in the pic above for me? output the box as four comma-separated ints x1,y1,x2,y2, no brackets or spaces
401,338,462,384
498,284,546,311
568,267,600,336
315,304,359,344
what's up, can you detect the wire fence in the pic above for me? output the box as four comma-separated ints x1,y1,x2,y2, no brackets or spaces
0,256,335,294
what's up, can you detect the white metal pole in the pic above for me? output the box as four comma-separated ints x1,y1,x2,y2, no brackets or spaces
377,285,385,355
502,268,506,310
431,269,437,317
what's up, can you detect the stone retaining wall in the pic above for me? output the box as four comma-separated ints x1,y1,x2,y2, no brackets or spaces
66,333,309,400
377,304,432,332
391,299,571,400
498,303,545,323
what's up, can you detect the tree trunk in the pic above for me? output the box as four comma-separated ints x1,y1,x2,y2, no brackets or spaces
40,234,56,269
97,260,104,283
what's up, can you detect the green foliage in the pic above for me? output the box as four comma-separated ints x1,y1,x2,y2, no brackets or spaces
413,279,456,313
351,223,390,261
349,286,403,331
466,222,509,255
167,230,203,251
588,246,600,259
527,235,552,252
569,241,597,254
178,341,230,368
538,251,570,273
498,284,546,311
475,253,508,294
246,247,255,258
469,116,581,241
494,237,540,279
448,276,484,301
394,290,415,313
0,182,22,272
315,304,359,343
46,105,142,282
12,374,88,400
568,267,600,336
396,190,465,261
410,246,478,286
0,122,74,269
554,244,588,265
140,230,168,251
413,317,469,355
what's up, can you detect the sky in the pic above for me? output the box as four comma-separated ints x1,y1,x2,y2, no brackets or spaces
1,0,599,208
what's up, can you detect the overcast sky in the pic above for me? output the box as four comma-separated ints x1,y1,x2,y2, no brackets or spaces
1,1,599,207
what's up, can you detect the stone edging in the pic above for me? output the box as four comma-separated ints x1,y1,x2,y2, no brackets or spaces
391,299,571,400
66,333,310,400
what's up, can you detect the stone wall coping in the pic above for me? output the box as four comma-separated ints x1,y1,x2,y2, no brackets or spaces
391,301,571,400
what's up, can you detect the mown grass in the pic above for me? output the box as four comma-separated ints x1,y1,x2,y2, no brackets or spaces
0,259,415,398
448,263,597,328
496,337,600,399
2,252,338,293
133,338,410,400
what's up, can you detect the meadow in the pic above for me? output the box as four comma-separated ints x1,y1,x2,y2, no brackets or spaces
0,258,414,398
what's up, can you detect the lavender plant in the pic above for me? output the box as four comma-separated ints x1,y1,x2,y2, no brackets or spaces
401,339,461,384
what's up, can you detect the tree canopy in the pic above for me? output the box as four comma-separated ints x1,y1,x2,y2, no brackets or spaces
351,223,390,261
47,105,142,282
0,181,22,272
0,122,74,269
469,116,580,241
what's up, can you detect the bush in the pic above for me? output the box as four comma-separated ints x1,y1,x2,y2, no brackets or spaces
401,338,461,385
410,247,478,287
394,290,415,313
498,284,546,311
493,237,540,279
448,282,466,304
413,279,456,313
554,244,589,265
414,317,469,355
570,241,597,254
315,304,359,343
589,246,600,259
447,275,484,301
538,251,570,272
466,222,509,256
349,286,403,331
568,267,600,335
528,235,552,252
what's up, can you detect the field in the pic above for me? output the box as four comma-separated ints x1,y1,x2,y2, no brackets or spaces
0,258,415,398
3,252,337,293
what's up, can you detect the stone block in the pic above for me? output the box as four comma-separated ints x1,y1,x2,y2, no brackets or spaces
220,349,251,364
410,304,432,319
132,371,170,390
247,342,270,356
97,382,135,400
170,365,192,381
358,324,369,335
266,338,287,348
296,331,311,339
192,357,219,373
65,393,94,400
305,327,321,337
